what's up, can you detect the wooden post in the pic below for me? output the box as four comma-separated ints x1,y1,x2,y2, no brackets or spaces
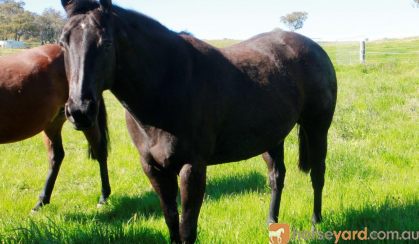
360,40,366,64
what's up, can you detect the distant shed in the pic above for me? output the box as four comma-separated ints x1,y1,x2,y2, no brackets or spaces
0,40,26,49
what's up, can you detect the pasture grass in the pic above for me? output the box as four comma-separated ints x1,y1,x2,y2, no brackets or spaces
322,38,419,65
0,38,418,243
0,48,23,56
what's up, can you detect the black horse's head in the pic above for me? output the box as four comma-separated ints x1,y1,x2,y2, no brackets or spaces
60,0,115,130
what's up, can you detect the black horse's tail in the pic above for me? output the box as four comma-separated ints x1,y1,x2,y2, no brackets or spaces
88,95,110,160
298,125,311,173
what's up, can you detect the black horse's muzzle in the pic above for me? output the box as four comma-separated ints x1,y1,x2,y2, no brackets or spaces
65,99,98,130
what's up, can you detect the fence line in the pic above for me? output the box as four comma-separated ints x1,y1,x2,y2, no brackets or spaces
367,51,419,55
316,38,419,65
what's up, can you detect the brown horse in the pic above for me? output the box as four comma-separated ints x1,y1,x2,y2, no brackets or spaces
0,44,111,211
60,0,337,243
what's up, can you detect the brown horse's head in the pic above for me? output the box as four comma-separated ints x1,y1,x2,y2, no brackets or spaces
60,0,115,130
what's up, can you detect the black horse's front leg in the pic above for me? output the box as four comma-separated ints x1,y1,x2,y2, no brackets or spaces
97,157,111,206
141,156,181,243
83,125,111,207
179,163,207,244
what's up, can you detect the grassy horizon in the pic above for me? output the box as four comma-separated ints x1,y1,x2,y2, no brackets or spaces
0,38,418,243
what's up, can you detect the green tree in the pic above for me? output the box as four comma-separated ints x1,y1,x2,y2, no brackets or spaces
0,0,24,39
0,0,35,40
13,10,37,40
280,11,308,32
36,8,66,44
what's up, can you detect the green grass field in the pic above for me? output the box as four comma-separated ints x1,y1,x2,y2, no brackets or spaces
0,38,418,243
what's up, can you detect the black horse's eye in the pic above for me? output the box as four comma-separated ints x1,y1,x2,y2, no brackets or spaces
104,42,113,48
101,40,113,51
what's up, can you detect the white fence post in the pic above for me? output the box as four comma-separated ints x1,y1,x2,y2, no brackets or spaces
360,40,366,64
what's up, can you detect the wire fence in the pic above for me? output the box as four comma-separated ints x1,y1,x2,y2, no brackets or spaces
1,38,418,66
316,38,419,65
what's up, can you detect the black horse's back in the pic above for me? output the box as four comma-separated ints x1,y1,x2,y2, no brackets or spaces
226,30,337,112
234,30,337,128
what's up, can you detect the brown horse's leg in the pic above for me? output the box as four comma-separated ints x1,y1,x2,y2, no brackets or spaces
33,111,66,211
262,141,286,224
179,163,206,244
82,125,111,206
141,156,180,243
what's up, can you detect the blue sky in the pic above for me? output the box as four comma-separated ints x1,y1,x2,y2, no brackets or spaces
23,0,419,40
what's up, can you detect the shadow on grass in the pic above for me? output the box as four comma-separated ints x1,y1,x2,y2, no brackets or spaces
66,190,162,223
328,201,418,230
2,172,268,243
0,191,165,242
67,171,266,223
308,200,419,243
206,170,266,200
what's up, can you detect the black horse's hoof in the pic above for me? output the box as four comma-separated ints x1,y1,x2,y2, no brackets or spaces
312,213,323,225
97,196,109,208
266,218,278,225
31,201,47,213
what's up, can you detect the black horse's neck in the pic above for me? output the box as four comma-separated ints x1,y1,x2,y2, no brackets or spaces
110,6,196,130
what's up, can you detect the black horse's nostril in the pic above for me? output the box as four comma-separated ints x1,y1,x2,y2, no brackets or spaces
65,100,97,130
64,104,75,124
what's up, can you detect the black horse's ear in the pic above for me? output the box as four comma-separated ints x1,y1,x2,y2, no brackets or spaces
61,0,72,7
61,0,73,14
61,0,77,17
99,0,112,12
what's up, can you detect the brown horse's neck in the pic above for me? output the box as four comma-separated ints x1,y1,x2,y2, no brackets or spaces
39,45,68,105
49,46,68,103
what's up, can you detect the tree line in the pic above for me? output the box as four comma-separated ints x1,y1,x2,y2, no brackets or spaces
0,0,65,43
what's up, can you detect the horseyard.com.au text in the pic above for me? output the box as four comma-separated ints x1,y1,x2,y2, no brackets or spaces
268,224,418,243
291,228,418,243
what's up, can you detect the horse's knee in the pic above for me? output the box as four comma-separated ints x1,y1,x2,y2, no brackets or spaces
49,149,64,168
269,168,286,191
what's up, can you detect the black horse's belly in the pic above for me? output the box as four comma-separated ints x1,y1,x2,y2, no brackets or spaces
208,117,297,164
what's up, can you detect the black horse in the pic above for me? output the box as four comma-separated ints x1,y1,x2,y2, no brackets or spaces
60,0,337,243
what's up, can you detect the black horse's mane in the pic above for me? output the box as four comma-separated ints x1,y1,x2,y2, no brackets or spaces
65,0,183,40
112,5,173,37
111,5,192,38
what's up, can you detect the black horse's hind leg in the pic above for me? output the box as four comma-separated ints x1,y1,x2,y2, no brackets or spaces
83,125,111,206
300,125,328,225
310,131,327,225
179,163,206,244
32,111,66,212
263,141,286,224
141,157,180,243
